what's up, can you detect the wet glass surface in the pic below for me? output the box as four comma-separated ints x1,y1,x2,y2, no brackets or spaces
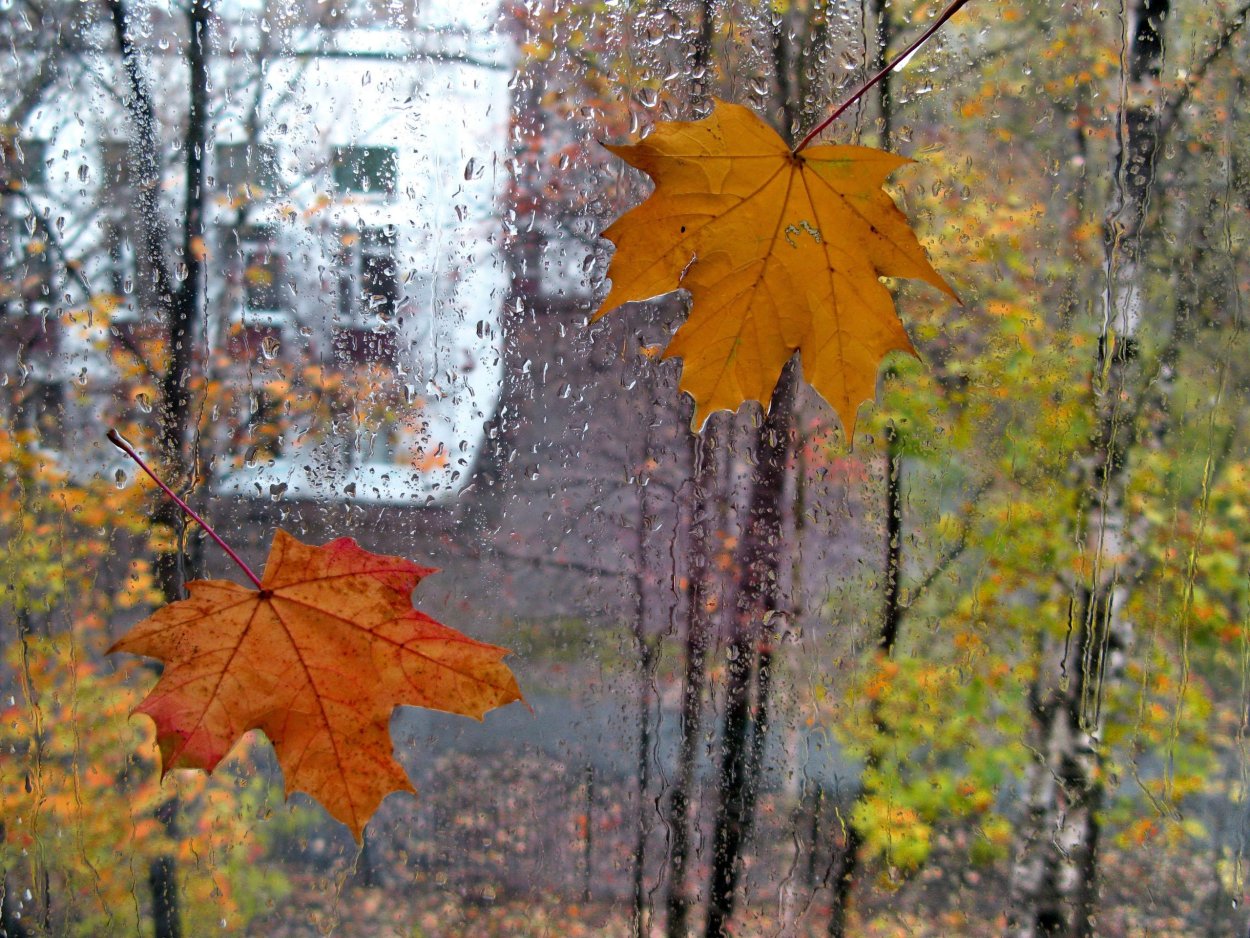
2,1,1250,935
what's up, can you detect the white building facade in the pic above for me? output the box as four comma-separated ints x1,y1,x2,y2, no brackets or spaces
3,0,513,505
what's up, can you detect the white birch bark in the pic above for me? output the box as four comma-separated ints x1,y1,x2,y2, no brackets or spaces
1008,2,1167,936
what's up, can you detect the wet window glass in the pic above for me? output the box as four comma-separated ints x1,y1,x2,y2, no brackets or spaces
3,1,1250,936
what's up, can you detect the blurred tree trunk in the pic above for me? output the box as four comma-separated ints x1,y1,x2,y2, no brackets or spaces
702,6,834,932
664,413,719,938
826,6,896,934
107,0,213,934
704,360,797,938
1008,3,1167,936
664,5,719,936
630,400,661,938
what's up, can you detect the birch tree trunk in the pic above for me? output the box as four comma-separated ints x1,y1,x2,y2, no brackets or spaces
827,5,896,934
1008,3,1167,935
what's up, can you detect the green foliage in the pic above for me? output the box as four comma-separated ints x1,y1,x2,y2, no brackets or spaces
813,7,1250,897
833,653,1024,876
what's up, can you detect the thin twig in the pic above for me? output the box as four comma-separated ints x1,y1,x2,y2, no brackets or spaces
793,0,974,153
106,429,264,590
900,479,992,611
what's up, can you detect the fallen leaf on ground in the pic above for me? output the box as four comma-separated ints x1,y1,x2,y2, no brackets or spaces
110,529,524,838
596,99,956,433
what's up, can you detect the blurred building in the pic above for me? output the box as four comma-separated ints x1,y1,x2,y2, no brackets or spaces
0,0,512,505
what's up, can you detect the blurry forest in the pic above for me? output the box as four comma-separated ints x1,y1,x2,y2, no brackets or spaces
5,0,1250,936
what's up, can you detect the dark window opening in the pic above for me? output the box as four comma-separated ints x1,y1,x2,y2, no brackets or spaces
335,226,399,323
102,140,131,188
332,326,398,365
2,138,47,188
1,215,54,310
331,145,397,196
227,322,283,360
238,225,288,312
216,142,278,195
360,229,399,317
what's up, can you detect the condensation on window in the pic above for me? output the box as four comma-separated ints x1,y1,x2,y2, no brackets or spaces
2,1,1249,936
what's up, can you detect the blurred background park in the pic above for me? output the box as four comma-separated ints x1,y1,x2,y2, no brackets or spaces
3,1,1250,935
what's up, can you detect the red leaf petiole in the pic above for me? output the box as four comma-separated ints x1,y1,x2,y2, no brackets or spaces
793,0,975,154
107,429,265,590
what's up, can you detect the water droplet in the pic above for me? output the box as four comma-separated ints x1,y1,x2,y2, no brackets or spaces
136,392,152,413
114,469,127,488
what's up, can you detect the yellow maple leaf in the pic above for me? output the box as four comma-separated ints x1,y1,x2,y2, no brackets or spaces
595,99,956,433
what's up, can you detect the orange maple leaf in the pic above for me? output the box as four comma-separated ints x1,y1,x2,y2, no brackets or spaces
595,99,956,433
109,529,523,838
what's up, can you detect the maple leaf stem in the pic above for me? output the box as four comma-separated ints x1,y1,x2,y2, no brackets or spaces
107,428,266,590
793,0,975,154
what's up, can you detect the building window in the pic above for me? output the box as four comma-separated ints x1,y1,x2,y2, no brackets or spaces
102,140,131,188
2,138,46,189
335,226,398,322
216,142,277,195
1,214,52,312
103,219,137,315
331,145,396,197
239,225,287,312
333,226,399,365
331,327,398,366
227,321,284,362
360,228,400,317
